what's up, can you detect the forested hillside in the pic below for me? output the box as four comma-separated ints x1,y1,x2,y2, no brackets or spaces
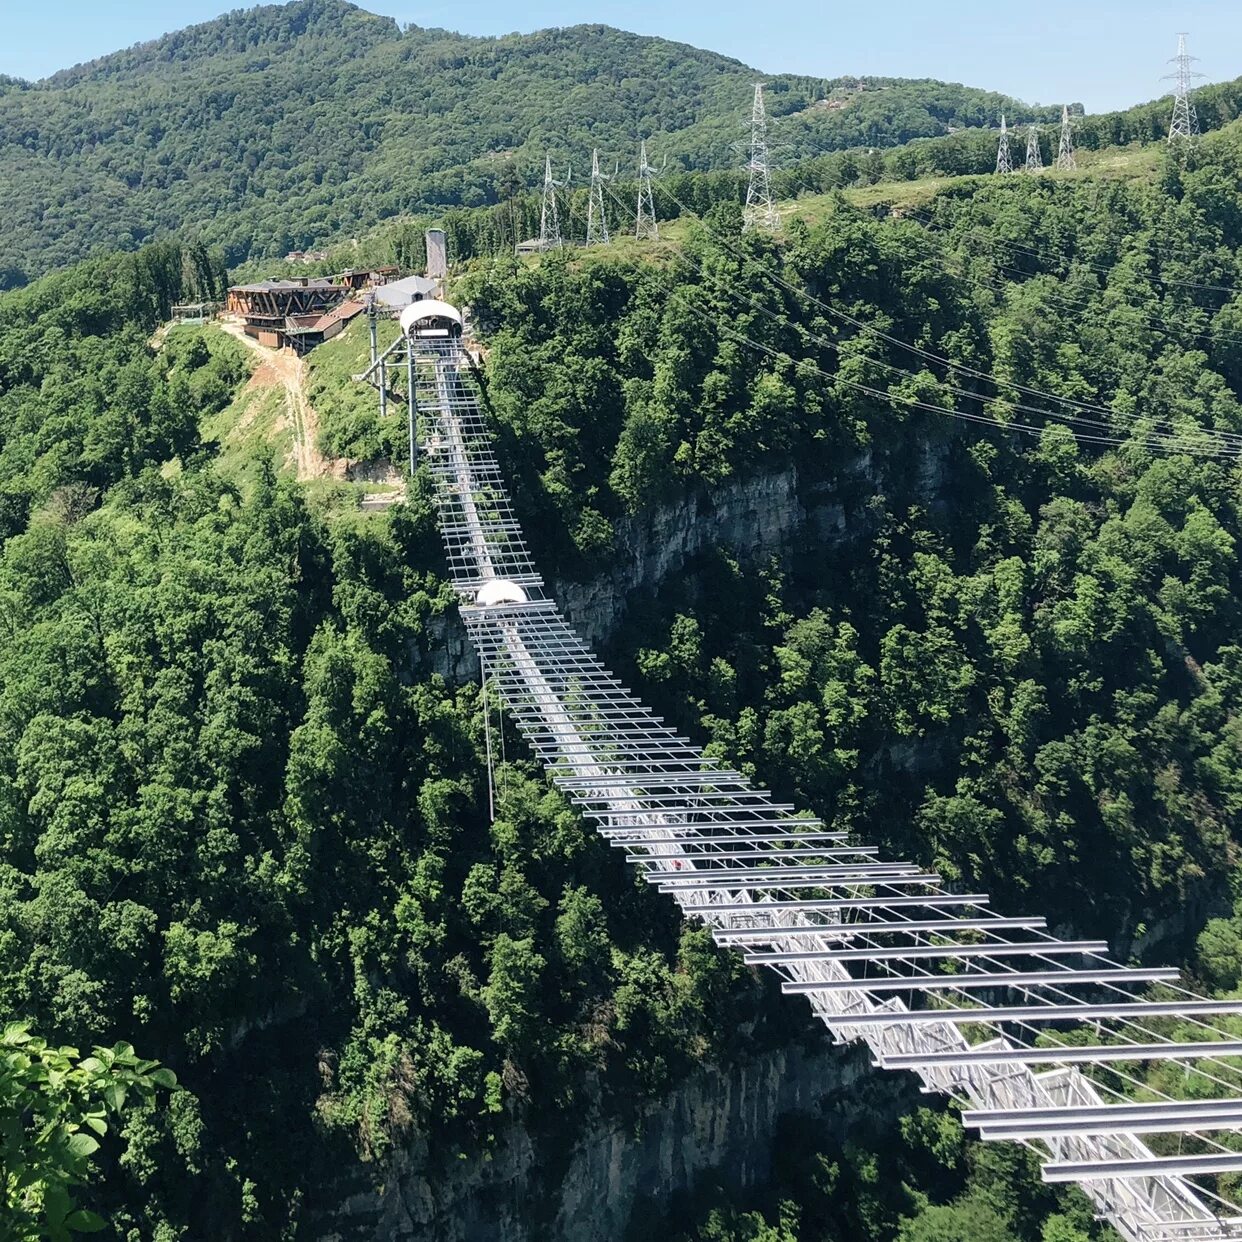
0,233,804,1237
0,234,1121,1241
457,125,1242,944
6,69,1242,1242
0,0,1061,283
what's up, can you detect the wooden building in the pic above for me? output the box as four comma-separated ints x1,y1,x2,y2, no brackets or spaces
226,279,342,347
227,268,398,350
283,300,367,355
336,266,398,291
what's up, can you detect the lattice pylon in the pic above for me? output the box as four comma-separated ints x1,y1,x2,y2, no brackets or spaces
636,140,659,241
587,149,611,247
1056,105,1076,170
539,154,567,251
1026,124,1044,173
996,114,1014,175
1166,32,1203,144
743,83,779,233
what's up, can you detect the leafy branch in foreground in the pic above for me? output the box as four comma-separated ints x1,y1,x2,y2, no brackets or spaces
1,1021,177,1241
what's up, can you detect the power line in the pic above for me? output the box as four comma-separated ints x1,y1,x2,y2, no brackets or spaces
959,256,1242,350
678,102,1242,316
893,210,1242,349
724,319,1240,457
901,204,1242,298
663,236,1242,458
767,123,1242,299
740,150,1242,355
649,179,1242,457
605,170,1242,456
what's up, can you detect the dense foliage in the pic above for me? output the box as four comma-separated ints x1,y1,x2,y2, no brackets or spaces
0,0,1056,281
668,1099,1110,1242
1,1023,175,1241
6,99,1242,1240
0,239,803,1237
0,241,228,538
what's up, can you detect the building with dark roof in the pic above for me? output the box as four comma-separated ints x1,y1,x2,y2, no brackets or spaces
226,279,342,347
226,268,399,350
283,300,368,354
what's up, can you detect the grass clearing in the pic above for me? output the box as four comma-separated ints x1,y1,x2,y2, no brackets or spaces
305,316,405,462
201,369,294,490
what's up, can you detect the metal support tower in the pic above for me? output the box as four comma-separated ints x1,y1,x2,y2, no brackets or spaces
636,140,659,241
406,338,417,472
996,114,1015,175
1057,105,1077,170
539,154,567,250
378,336,388,422
1166,33,1203,144
354,313,417,470
1026,124,1044,173
587,149,611,247
743,83,779,233
374,311,1242,1242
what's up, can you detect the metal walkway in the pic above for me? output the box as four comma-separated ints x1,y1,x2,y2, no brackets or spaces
382,328,1242,1242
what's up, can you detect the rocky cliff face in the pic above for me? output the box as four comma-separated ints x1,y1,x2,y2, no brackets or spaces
417,458,866,684
320,1037,904,1242
366,451,934,1242
557,467,812,649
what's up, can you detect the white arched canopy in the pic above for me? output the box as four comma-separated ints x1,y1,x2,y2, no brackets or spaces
400,298,463,337
474,579,529,608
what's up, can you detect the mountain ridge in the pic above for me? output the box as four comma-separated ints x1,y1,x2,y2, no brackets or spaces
0,0,1052,282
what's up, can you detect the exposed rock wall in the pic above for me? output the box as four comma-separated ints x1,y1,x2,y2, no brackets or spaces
557,467,806,649
320,1038,899,1242
419,461,857,683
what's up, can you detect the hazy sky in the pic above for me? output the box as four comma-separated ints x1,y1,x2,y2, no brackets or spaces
1,0,1237,112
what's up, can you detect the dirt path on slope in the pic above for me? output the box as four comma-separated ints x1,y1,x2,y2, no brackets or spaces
219,320,330,480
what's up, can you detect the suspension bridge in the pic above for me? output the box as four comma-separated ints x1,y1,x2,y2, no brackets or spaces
360,298,1242,1242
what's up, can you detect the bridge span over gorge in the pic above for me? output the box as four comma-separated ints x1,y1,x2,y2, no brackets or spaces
360,298,1242,1242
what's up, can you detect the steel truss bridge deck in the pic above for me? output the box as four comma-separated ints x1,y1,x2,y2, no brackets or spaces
389,332,1242,1242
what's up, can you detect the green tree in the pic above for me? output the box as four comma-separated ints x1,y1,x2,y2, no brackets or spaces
1,1022,175,1241
897,1196,1018,1242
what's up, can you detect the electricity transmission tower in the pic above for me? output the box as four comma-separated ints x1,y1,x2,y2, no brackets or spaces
743,83,779,233
1166,32,1203,144
995,114,1014,175
1056,105,1076,170
1025,124,1044,173
636,140,659,241
587,149,612,246
539,155,568,250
